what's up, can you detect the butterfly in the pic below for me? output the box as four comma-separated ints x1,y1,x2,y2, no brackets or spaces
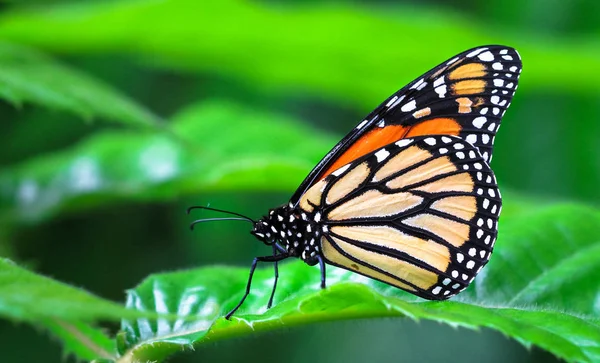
189,45,522,319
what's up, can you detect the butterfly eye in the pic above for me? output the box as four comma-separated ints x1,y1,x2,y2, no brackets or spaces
250,222,270,241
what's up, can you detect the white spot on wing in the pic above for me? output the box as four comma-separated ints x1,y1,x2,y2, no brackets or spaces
395,139,413,148
466,48,487,58
331,164,351,177
472,116,486,129
386,95,399,107
400,100,417,112
478,51,494,62
375,148,390,162
410,78,425,90
389,95,405,109
424,137,436,146
435,85,447,98
433,76,445,88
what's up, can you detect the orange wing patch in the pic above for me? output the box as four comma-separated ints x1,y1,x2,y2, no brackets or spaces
448,63,487,80
320,118,462,181
452,80,486,95
413,107,432,119
320,125,409,179
456,98,473,114
405,118,461,138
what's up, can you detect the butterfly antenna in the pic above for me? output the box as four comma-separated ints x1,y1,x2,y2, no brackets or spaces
189,217,254,230
187,205,256,231
187,205,255,222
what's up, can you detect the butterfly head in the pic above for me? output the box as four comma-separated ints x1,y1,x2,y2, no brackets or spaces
250,219,272,244
251,204,323,265
250,205,294,246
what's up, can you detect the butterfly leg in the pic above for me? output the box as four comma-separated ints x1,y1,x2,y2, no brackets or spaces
317,254,326,289
267,245,279,309
225,253,289,320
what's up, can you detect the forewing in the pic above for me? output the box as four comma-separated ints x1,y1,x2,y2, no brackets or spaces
291,45,520,205
299,135,501,299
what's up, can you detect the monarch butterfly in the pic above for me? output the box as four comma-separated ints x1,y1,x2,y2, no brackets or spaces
189,45,521,319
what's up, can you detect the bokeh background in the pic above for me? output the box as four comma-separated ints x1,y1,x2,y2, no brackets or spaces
1,0,599,362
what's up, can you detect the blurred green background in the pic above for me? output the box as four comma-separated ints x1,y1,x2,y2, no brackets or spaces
0,0,598,362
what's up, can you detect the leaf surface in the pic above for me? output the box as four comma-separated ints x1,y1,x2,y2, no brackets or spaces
0,41,159,126
118,204,600,363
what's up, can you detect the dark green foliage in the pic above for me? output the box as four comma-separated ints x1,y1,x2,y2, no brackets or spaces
0,1,598,363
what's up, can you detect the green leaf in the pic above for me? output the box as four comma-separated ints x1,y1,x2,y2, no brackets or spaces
0,258,168,361
118,204,600,363
0,41,160,126
44,320,115,361
0,0,597,110
0,258,148,323
0,100,335,222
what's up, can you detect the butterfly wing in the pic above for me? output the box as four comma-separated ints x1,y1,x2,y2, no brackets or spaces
299,135,500,299
291,45,520,206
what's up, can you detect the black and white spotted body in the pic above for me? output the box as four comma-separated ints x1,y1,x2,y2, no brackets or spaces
252,204,323,266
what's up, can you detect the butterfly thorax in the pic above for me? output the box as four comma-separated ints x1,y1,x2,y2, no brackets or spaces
251,204,323,266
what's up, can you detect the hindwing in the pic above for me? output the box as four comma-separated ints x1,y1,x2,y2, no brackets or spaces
299,135,501,299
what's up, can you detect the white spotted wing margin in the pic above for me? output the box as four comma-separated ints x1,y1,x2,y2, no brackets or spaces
306,135,501,300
